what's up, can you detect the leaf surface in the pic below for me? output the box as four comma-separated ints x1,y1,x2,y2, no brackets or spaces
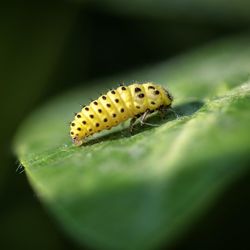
14,36,250,250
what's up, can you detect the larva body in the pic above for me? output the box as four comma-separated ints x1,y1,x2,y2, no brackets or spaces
70,82,173,146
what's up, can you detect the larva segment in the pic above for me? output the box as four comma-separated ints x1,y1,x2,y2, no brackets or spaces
97,94,119,128
144,83,172,109
70,112,88,146
89,100,107,133
80,106,97,135
116,86,135,117
143,83,165,109
128,84,148,115
70,82,173,146
107,89,131,123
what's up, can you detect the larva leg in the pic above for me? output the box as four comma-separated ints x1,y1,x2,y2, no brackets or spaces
140,109,159,127
129,117,137,132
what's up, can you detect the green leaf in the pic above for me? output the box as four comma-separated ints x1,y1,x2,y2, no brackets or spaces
14,35,250,250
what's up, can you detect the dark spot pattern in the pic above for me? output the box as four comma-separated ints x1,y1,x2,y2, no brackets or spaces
135,87,141,93
104,118,108,122
90,114,94,119
71,123,75,126
106,103,111,108
102,96,107,100
96,123,100,127
85,107,89,111
148,86,155,90
71,132,74,135
138,93,144,98
93,101,98,105
151,101,156,105
111,90,116,94
154,90,160,95
120,108,125,113
98,109,102,113
136,106,140,109
77,127,81,131
121,86,126,90
112,113,116,118
77,114,81,118
115,99,119,103
82,121,87,125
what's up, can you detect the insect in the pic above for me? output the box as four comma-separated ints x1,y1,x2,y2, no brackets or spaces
70,82,173,146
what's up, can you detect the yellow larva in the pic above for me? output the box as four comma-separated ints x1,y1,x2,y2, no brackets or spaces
70,82,173,146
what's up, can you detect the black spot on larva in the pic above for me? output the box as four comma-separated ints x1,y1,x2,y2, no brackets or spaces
151,101,156,105
89,128,92,132
111,90,116,94
82,121,87,125
106,103,111,108
154,90,160,95
77,114,81,118
135,87,141,92
106,125,109,128
138,93,144,98
102,95,107,100
136,106,140,109
121,86,126,90
112,113,117,118
104,118,108,122
98,109,102,113
96,123,100,127
71,122,75,126
71,132,74,135
115,99,119,103
93,101,98,105
148,86,155,90
76,134,79,136
77,127,81,131
120,108,125,113
90,114,94,119
85,107,89,111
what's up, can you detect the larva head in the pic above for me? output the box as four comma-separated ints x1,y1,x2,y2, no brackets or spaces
161,86,173,107
70,113,87,146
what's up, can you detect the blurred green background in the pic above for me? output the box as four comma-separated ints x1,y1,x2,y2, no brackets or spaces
1,1,250,249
